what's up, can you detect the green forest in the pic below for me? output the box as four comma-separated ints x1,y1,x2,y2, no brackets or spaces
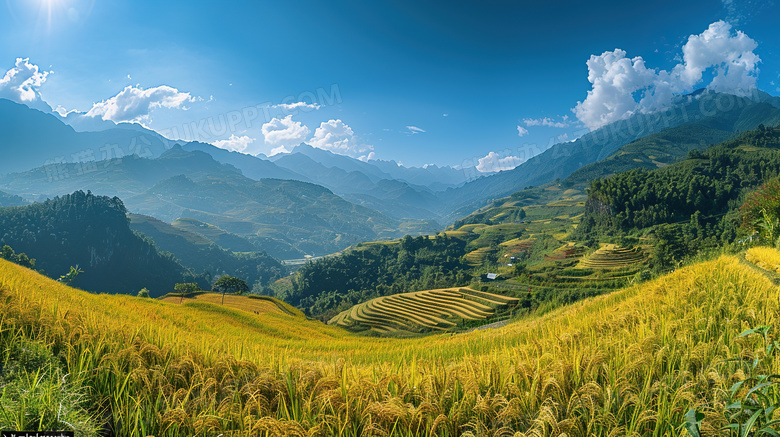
577,125,780,271
0,191,202,296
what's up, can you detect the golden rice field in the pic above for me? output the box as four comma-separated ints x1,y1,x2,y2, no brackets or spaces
160,292,305,318
578,243,648,269
464,246,496,266
1,248,780,436
328,288,519,334
745,246,780,274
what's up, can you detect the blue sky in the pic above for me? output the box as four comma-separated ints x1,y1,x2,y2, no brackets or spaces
1,0,778,169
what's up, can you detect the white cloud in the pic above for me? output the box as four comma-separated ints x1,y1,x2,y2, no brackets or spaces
476,152,523,173
517,126,529,137
213,134,255,153
54,105,75,117
358,151,377,162
679,20,759,95
261,115,310,149
522,116,570,128
274,101,321,111
86,85,194,123
573,20,761,130
0,58,51,110
269,145,292,156
443,113,449,117
309,119,372,155
406,125,426,134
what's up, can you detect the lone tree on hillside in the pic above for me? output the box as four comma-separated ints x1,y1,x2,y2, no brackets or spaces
174,282,202,303
213,275,249,304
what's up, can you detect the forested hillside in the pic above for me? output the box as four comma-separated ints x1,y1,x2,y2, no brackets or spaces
0,191,202,295
288,235,471,318
578,125,780,271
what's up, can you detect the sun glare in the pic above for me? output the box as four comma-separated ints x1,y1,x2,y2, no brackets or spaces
6,0,92,33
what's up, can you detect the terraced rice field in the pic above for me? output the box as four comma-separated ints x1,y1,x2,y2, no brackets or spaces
464,246,496,266
329,287,519,334
578,244,647,269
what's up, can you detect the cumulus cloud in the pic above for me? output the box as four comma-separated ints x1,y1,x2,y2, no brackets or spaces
522,116,570,128
86,85,194,123
358,151,377,162
269,145,292,156
274,101,321,111
261,115,310,151
213,134,255,153
476,152,523,173
679,20,759,94
517,126,529,137
573,20,761,130
0,58,51,110
406,125,426,134
309,119,372,155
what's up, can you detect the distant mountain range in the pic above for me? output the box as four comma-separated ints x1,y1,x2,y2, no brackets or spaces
2,89,780,260
435,90,780,221
0,145,437,258
0,99,171,176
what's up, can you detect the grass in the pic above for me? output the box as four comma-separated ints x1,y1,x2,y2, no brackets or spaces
2,248,780,435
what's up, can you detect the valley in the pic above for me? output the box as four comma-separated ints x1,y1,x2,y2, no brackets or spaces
2,7,780,434
2,103,780,436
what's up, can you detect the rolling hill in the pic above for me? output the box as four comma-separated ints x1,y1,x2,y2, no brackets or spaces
160,291,305,318
128,213,286,289
2,243,780,435
127,173,407,258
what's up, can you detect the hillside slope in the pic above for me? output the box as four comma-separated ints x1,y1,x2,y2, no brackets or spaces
0,191,201,295
2,248,779,435
128,214,285,289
